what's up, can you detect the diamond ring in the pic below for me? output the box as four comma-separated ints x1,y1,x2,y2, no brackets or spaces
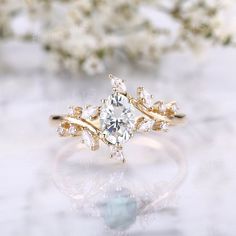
50,74,185,162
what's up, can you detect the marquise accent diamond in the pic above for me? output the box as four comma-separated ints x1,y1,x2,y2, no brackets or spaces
138,119,155,132
137,87,153,108
82,129,99,151
109,74,127,93
81,105,99,120
110,146,125,162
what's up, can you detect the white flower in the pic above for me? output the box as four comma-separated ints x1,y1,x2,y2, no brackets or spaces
1,0,234,75
82,56,105,75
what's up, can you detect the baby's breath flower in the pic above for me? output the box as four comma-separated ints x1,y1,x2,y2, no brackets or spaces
0,0,235,75
82,56,105,75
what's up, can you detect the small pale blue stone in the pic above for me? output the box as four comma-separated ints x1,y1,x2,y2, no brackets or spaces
100,189,137,231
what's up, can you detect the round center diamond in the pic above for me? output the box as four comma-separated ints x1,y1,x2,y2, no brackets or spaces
100,93,135,145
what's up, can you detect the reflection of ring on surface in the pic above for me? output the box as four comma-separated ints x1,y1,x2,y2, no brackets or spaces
52,133,187,231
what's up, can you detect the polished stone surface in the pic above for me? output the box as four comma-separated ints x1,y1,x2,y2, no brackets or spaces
0,40,236,236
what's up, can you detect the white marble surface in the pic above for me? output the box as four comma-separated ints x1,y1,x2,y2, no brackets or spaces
0,41,236,236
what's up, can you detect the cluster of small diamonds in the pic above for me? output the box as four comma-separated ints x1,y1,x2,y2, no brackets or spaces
57,105,100,151
136,87,178,133
55,74,181,161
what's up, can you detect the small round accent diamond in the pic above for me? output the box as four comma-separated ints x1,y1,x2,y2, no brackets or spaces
57,126,66,136
68,125,77,136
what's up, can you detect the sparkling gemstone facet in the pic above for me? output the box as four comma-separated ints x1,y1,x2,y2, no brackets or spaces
82,130,99,150
110,75,127,93
110,146,125,162
68,106,82,117
154,101,165,113
100,93,135,145
160,121,169,131
137,87,153,108
169,103,178,112
68,106,75,116
57,126,66,136
81,105,98,119
138,119,154,132
68,125,77,136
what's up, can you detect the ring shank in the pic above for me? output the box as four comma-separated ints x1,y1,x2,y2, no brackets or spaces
49,113,186,127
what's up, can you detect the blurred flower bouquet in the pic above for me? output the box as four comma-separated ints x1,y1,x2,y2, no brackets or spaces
0,0,235,75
